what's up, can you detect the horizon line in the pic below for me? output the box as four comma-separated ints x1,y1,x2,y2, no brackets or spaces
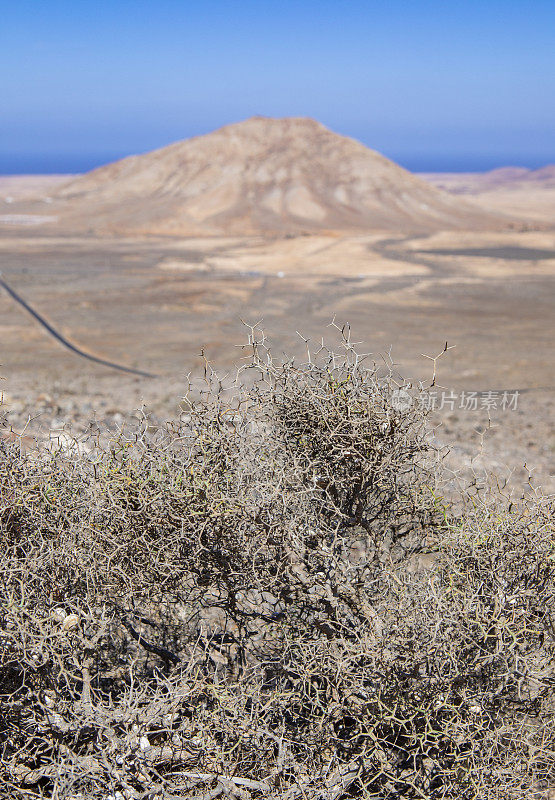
2,154,554,177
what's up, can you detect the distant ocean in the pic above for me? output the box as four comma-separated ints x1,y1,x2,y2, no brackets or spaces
0,152,551,175
0,154,128,175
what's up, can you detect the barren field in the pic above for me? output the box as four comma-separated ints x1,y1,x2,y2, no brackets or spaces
0,208,552,496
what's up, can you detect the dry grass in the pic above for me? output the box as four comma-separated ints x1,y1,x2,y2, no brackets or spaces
1,325,554,799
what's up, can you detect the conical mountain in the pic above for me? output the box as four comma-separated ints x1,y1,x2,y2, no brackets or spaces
56,117,506,234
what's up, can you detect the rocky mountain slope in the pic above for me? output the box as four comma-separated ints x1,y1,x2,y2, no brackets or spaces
56,117,505,235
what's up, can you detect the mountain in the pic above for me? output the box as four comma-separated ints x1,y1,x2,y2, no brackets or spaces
56,117,506,235
420,165,555,195
490,165,555,189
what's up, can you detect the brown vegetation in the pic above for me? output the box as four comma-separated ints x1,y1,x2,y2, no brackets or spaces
1,326,553,799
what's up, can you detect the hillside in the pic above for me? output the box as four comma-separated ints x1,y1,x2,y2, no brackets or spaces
421,164,555,194
55,116,505,235
420,164,555,224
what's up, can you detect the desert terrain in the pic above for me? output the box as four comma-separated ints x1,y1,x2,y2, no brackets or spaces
0,118,553,494
421,165,555,224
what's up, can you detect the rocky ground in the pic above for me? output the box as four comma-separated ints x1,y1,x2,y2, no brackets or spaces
0,232,552,498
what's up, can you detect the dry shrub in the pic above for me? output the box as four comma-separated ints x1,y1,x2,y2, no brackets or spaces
0,325,553,799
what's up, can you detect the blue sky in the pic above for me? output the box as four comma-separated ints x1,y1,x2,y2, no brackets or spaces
1,0,554,173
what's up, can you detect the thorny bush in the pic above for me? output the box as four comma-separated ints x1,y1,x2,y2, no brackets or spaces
0,326,554,799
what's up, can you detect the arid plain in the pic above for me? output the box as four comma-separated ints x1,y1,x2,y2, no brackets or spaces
1,118,553,493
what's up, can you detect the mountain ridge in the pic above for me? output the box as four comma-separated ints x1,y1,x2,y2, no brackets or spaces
55,116,508,235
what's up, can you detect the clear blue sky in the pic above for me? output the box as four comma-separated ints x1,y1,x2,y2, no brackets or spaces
1,0,554,173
